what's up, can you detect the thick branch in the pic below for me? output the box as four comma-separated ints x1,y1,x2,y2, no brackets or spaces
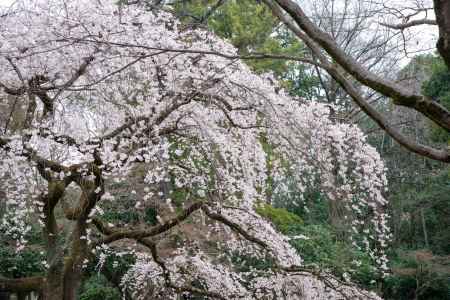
326,59,450,162
0,276,44,293
265,0,450,162
267,0,450,132
95,202,203,245
0,82,25,95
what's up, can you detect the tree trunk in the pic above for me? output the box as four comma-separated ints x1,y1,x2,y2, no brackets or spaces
62,261,83,300
58,219,89,300
420,208,429,249
41,263,83,300
42,263,63,300
40,181,86,300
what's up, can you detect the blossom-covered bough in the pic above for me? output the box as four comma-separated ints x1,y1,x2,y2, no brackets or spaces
0,1,387,299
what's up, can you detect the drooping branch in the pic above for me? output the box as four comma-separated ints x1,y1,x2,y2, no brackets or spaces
137,238,229,300
199,206,373,300
0,2,393,299
201,206,268,249
57,38,325,70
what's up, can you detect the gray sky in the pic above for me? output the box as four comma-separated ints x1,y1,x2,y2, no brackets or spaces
0,0,13,6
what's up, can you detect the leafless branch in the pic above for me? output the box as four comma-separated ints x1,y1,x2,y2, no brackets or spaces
380,18,437,30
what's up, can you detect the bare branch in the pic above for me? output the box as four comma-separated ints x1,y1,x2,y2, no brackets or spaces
380,19,437,30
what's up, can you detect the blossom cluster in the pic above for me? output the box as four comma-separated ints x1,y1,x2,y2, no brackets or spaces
0,0,389,298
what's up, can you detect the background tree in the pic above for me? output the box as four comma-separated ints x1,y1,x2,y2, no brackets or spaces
172,0,322,99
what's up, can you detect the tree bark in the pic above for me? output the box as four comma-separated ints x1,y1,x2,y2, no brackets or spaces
62,261,83,300
434,0,450,69
42,267,64,300
0,277,44,293
61,222,87,300
40,257,84,300
41,182,65,300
